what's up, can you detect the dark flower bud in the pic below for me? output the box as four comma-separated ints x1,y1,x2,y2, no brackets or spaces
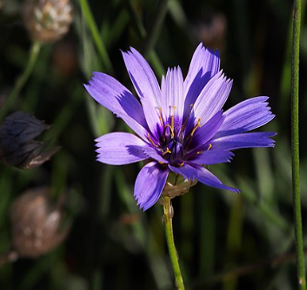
161,172,197,199
0,111,58,169
10,187,69,258
22,0,73,43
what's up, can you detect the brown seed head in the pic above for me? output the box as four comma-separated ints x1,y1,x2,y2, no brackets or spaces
23,0,73,43
10,187,69,258
195,13,226,51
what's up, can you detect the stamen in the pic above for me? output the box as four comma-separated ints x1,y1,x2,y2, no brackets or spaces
190,118,201,137
171,115,175,132
180,104,194,132
164,106,177,138
170,106,176,130
207,143,212,151
179,162,184,167
157,107,164,127
147,132,159,148
162,147,171,156
164,124,175,138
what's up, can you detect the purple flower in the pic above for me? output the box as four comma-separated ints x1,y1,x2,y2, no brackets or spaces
85,43,275,211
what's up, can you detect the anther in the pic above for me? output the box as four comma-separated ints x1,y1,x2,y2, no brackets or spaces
190,118,201,137
164,124,175,138
147,133,159,148
207,144,212,151
157,107,164,127
171,115,175,132
162,147,171,156
170,106,176,138
181,104,194,132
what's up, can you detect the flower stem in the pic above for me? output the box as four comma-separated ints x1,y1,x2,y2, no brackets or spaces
291,0,306,289
79,0,114,73
126,0,165,75
162,196,185,290
0,41,41,121
143,0,170,55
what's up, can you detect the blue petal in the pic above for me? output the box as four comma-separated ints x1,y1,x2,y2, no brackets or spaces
169,163,239,192
193,71,233,125
84,72,148,139
168,164,198,180
140,146,168,164
187,111,224,151
95,132,150,165
183,44,220,120
161,66,184,127
216,96,275,138
194,165,239,192
134,162,169,211
211,132,276,150
122,48,161,138
191,150,234,165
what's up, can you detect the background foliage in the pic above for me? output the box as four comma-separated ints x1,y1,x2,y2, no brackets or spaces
0,0,306,289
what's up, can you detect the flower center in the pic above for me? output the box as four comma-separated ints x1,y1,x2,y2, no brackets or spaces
156,106,184,164
162,138,184,164
147,106,204,166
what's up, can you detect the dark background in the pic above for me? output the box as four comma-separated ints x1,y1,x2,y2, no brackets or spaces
0,0,306,289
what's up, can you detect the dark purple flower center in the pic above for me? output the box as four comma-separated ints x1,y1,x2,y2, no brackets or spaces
146,106,204,166
162,138,184,163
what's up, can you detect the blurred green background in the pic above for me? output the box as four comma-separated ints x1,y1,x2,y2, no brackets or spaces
0,0,306,289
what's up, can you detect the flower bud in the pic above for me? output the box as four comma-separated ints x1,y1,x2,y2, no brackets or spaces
10,187,69,258
22,0,73,43
0,111,58,169
162,172,197,199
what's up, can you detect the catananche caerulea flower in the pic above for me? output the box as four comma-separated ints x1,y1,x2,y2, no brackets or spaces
85,43,275,211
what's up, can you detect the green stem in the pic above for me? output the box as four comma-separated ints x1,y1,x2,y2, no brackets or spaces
127,0,147,39
162,196,185,290
0,41,41,121
143,0,170,55
79,0,113,73
126,0,165,75
291,0,306,289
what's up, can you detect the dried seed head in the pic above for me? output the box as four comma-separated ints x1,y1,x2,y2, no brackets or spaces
161,172,197,199
0,111,59,169
22,0,73,43
10,187,69,258
194,13,226,51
